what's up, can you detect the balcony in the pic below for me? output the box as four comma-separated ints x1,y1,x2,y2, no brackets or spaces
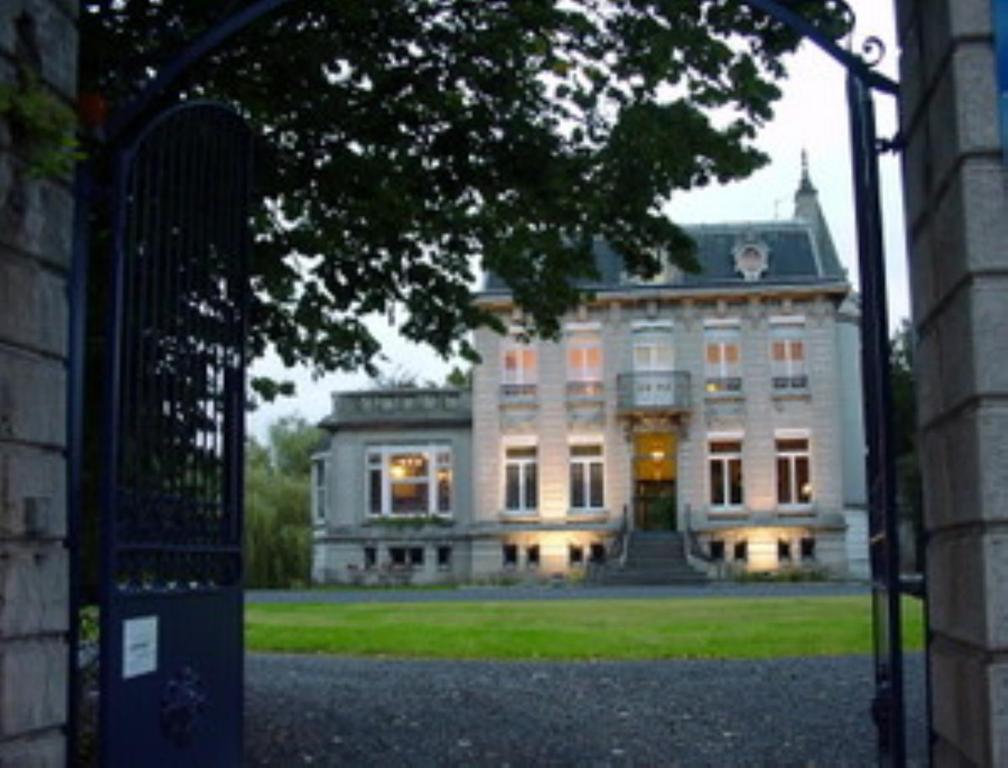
616,371,691,414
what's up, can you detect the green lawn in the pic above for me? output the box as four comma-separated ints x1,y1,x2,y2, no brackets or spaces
245,595,925,661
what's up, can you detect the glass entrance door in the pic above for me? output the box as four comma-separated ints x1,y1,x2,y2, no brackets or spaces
633,433,678,530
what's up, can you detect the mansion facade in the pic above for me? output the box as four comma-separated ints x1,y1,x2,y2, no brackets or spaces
310,168,869,584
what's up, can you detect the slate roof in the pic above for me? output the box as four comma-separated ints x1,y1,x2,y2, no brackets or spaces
482,219,847,294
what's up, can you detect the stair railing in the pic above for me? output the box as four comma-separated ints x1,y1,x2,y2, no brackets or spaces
683,504,713,565
608,504,630,568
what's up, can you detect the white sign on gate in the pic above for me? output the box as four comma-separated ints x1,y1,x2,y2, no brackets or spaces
122,616,158,679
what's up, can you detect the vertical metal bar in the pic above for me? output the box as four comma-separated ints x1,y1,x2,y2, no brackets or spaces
847,71,906,767
98,146,133,768
178,115,197,555
65,159,94,768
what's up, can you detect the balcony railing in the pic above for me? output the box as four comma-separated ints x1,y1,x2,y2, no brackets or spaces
704,376,742,395
500,383,537,402
566,381,604,400
772,374,809,391
327,388,472,426
616,371,691,413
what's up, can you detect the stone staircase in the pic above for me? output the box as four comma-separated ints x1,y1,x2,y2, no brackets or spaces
589,531,708,586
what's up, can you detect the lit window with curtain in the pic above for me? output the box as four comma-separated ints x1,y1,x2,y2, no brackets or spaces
501,339,537,400
365,445,453,517
704,323,742,393
566,329,603,398
770,319,808,390
776,437,813,507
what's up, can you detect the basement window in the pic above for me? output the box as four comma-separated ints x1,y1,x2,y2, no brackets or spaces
778,539,792,563
364,546,377,569
800,537,816,562
503,544,518,568
709,540,725,562
569,544,584,567
389,547,407,566
409,547,425,567
526,545,540,569
437,546,452,570
733,540,748,563
590,543,606,564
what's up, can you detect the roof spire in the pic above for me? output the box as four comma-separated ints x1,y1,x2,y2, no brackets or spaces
798,149,816,194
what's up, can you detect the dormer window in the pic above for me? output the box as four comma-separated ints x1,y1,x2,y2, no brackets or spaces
733,239,770,281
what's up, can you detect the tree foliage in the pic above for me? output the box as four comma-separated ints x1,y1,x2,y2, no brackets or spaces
889,319,915,459
244,416,322,588
889,319,921,535
81,1,850,395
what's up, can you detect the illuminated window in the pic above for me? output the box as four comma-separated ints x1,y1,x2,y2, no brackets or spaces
365,445,453,517
569,444,604,511
776,437,813,507
709,439,744,509
567,331,603,397
771,325,807,390
502,341,537,399
705,326,742,393
504,446,538,514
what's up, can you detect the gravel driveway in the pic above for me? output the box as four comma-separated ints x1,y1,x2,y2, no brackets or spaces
245,653,927,767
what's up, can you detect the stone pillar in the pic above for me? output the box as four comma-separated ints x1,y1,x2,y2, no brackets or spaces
895,1,1008,764
0,1,77,765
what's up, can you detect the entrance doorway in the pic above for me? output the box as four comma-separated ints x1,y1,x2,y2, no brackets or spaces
633,432,677,530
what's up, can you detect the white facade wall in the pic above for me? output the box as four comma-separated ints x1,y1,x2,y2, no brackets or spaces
471,289,861,577
312,395,475,585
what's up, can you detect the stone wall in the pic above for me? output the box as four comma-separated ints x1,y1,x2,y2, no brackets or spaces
895,0,1008,763
0,1,77,765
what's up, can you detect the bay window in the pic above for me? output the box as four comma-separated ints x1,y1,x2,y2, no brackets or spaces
365,445,453,517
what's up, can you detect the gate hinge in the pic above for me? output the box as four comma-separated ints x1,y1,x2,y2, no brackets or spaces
877,133,905,154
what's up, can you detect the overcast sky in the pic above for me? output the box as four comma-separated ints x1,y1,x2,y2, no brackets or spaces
248,0,908,440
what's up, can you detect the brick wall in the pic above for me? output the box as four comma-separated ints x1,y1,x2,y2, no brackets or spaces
895,0,1008,763
0,1,77,765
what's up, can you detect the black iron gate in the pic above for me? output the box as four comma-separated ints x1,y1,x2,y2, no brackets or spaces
97,101,251,766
